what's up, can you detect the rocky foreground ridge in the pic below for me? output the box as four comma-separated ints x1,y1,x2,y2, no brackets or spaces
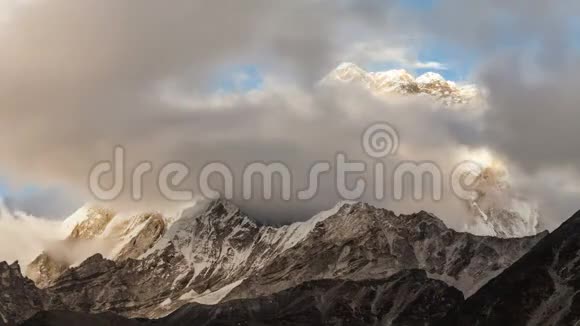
439,209,580,326
17,270,463,326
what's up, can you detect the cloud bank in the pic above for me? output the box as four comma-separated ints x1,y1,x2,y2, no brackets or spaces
0,0,578,238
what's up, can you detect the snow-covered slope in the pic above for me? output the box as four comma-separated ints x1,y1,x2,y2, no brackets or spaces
322,62,478,104
463,166,543,238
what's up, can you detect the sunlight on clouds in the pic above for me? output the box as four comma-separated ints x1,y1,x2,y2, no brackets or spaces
464,148,504,171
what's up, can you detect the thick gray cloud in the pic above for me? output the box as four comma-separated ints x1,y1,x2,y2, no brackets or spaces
0,0,388,190
0,0,402,219
480,53,580,172
164,85,477,227
0,0,578,231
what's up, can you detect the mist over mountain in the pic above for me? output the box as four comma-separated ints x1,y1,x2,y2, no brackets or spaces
0,0,578,230
1,0,579,325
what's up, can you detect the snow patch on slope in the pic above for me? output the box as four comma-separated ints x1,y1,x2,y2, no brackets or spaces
274,200,353,251
179,279,246,305
0,310,7,323
416,72,445,84
60,205,93,235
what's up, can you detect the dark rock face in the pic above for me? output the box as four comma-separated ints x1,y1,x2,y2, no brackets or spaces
21,270,463,326
45,251,187,318
21,311,141,326
440,210,580,326
226,204,546,300
152,270,464,326
0,262,59,324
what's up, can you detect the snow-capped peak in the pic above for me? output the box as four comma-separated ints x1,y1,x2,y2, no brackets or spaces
335,62,363,71
60,205,94,235
371,69,413,80
416,72,445,84
370,69,415,88
463,165,543,238
326,62,374,86
322,62,478,104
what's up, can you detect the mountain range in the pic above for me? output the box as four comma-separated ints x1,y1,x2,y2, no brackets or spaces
4,201,580,325
1,199,548,325
321,62,479,105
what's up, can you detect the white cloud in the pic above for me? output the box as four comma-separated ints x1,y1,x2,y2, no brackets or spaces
0,214,65,265
413,61,448,70
341,41,447,70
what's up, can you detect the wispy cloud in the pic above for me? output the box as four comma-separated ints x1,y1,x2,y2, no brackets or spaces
341,41,448,70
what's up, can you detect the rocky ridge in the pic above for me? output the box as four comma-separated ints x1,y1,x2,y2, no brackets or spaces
440,209,580,326
1,200,546,324
26,206,169,288
20,270,463,326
